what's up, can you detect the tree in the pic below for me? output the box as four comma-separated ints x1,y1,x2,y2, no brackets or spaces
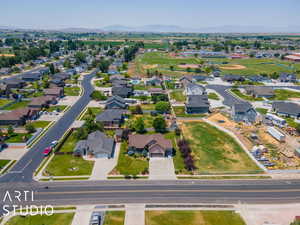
48,63,55,74
155,101,170,114
134,117,145,134
7,125,14,136
74,127,88,140
169,65,174,71
98,59,110,73
90,90,107,101
152,116,167,133
131,105,143,115
175,127,181,136
25,123,36,134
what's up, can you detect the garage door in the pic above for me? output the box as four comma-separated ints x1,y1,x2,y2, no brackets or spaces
150,153,164,158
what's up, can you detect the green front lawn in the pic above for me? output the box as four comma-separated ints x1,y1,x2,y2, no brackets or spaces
6,133,32,143
286,117,300,129
59,131,79,153
64,86,81,96
231,89,263,101
129,104,155,112
5,213,74,225
29,121,51,129
181,122,261,174
103,211,125,225
126,114,155,129
44,154,94,176
145,210,246,225
208,92,220,100
170,90,186,102
270,89,300,101
46,105,67,112
255,108,268,115
173,106,206,118
114,142,149,176
81,107,103,120
0,160,10,169
94,79,112,87
0,99,12,108
3,101,30,110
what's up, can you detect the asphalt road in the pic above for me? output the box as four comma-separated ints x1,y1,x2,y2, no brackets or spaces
0,70,96,183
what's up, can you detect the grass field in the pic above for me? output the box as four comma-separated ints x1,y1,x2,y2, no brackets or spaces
170,90,186,102
114,142,149,176
6,133,32,143
181,122,261,174
59,132,78,153
145,210,246,225
44,154,94,176
64,86,81,96
3,101,29,110
173,106,206,118
231,89,263,101
270,89,300,100
5,213,74,225
103,211,125,225
0,99,12,108
46,105,67,112
209,57,300,75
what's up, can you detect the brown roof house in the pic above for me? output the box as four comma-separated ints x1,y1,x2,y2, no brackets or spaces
28,96,56,109
44,87,64,98
0,107,37,126
128,134,173,157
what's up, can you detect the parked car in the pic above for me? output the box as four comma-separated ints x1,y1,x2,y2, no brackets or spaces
43,147,52,156
50,140,58,147
90,212,101,225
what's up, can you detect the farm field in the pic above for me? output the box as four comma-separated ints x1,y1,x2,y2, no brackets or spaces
145,210,246,225
180,121,261,174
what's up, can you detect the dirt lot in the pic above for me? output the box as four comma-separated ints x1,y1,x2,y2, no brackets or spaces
0,54,15,57
143,64,158,69
219,64,246,70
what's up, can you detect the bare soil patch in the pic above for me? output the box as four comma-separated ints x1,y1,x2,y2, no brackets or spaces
178,64,200,69
219,64,246,70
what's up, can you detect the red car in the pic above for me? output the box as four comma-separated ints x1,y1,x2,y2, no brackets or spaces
43,147,52,156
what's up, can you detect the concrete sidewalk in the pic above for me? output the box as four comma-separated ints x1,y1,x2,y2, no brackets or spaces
125,204,145,225
71,205,95,225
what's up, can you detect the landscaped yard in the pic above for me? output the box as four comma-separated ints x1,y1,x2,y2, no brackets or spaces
64,86,81,96
103,211,125,225
181,122,261,174
0,160,10,170
5,133,32,143
173,106,206,118
29,120,51,128
126,114,155,128
255,108,268,115
129,104,155,112
5,213,75,225
270,89,300,100
0,99,12,108
208,92,220,100
80,107,103,120
145,210,246,225
46,105,67,112
44,154,94,176
113,142,149,176
170,90,186,102
3,101,30,110
59,131,79,153
231,89,263,101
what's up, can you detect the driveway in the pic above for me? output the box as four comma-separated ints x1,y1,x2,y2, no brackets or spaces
149,158,176,180
125,204,145,225
71,205,95,225
89,143,121,180
0,146,27,160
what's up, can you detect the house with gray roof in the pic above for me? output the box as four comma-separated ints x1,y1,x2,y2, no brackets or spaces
244,86,274,98
95,109,127,128
279,73,297,83
73,131,115,158
105,96,128,109
185,83,206,96
231,102,257,123
185,95,210,114
272,101,300,118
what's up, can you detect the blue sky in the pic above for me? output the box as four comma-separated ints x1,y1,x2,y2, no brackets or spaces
1,0,299,29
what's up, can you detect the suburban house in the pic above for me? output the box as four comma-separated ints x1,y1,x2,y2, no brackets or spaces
185,83,206,96
179,76,193,87
111,86,133,98
222,74,245,83
95,109,127,128
133,90,150,97
244,86,274,98
105,96,128,109
0,83,10,96
44,87,64,98
279,73,297,83
185,95,210,114
2,78,26,89
73,131,115,158
52,72,70,81
148,88,166,96
0,107,37,125
21,72,43,82
112,79,128,87
145,76,162,86
192,75,210,82
50,78,65,87
109,75,125,83
128,134,173,157
231,102,257,123
272,102,300,118
248,75,270,83
28,96,56,109
0,68,11,75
